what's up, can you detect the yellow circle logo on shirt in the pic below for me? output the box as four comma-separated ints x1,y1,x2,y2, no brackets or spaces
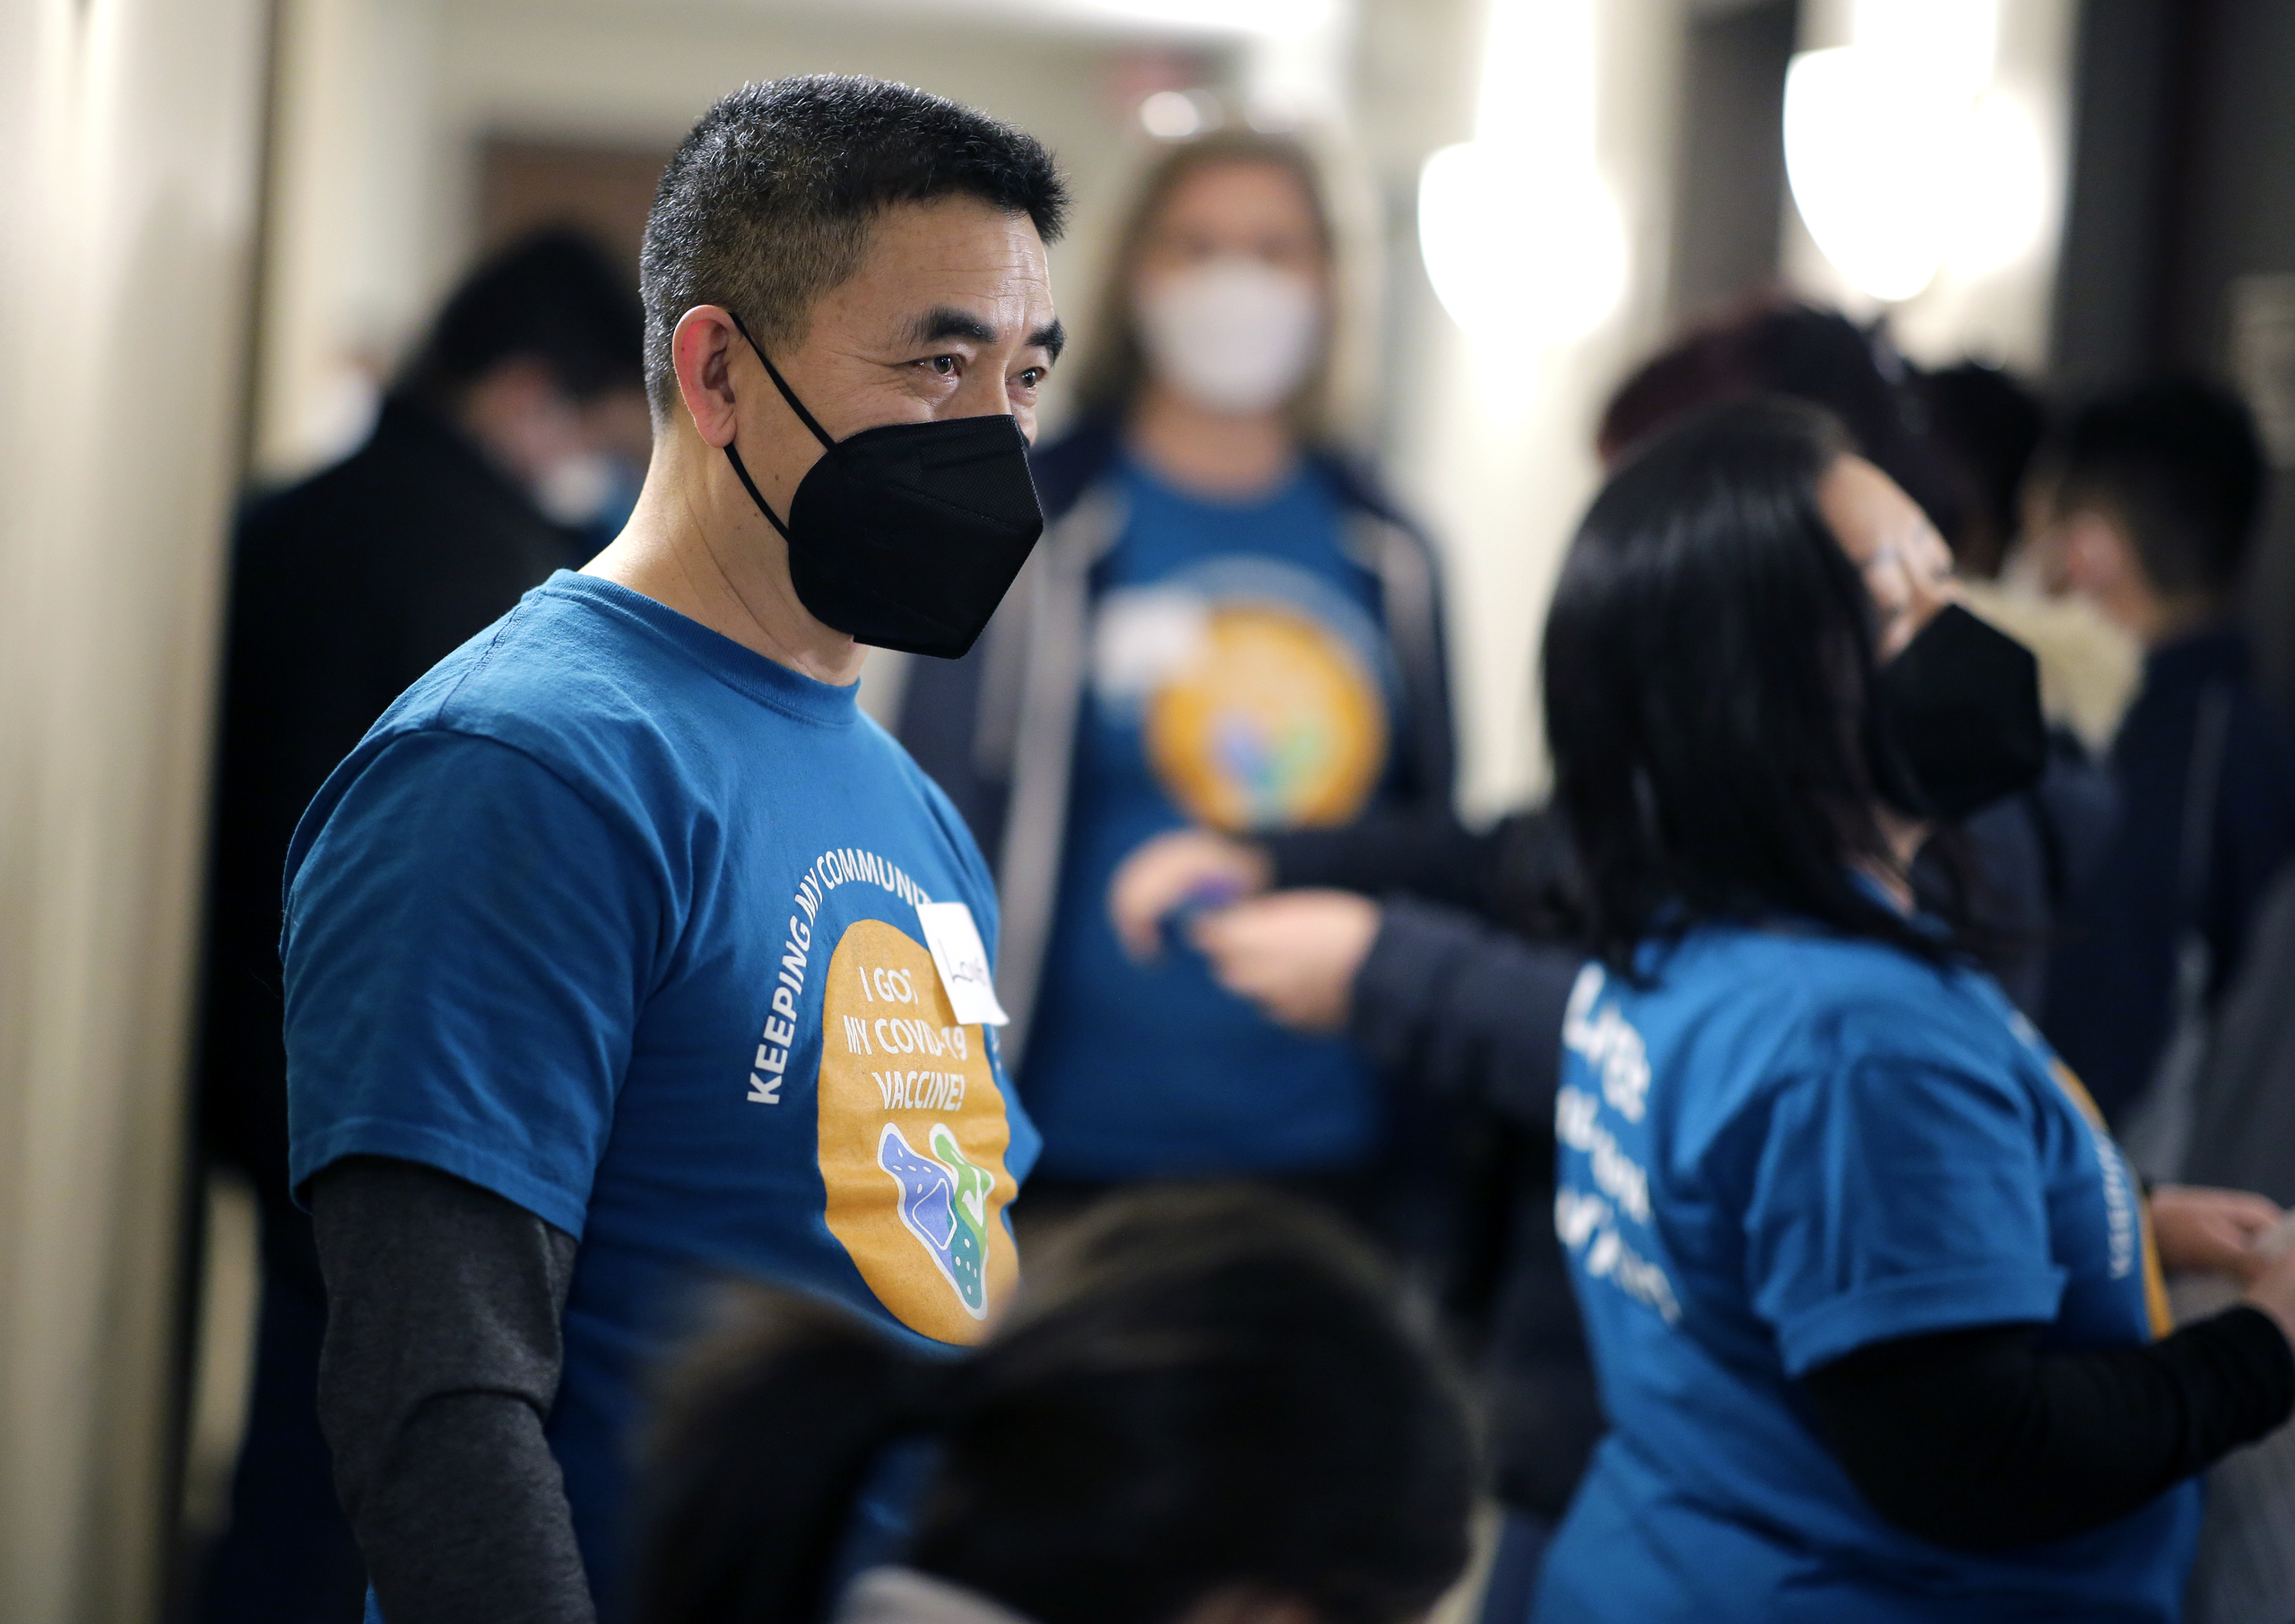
817,918,1019,1343
1144,602,1388,833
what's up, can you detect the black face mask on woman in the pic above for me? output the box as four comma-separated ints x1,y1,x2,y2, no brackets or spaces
1866,602,2048,821
719,312,1044,660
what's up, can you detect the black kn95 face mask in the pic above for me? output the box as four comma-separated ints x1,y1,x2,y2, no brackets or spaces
720,310,1045,660
1865,602,2049,822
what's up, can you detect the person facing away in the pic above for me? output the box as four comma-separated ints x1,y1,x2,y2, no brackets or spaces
1526,399,2295,1623
2031,378,2295,1127
896,131,1454,1214
195,226,645,1624
281,76,1070,1624
632,1186,1475,1624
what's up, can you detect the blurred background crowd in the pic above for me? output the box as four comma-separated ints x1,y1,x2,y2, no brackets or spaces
8,1,2295,1621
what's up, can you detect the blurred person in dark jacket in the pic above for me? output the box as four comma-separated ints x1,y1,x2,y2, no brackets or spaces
193,227,644,1624
2032,379,2295,1129
896,132,1456,1228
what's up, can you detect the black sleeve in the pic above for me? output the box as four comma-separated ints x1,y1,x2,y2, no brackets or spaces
1264,809,1512,917
1803,1306,2295,1551
311,1156,596,1624
1345,897,1582,1127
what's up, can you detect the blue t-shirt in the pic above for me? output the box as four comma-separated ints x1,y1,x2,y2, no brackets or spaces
283,572,1038,1608
1534,925,2191,1624
1022,455,1394,1178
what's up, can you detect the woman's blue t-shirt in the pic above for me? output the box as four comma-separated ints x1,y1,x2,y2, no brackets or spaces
1021,454,1397,1179
1535,925,2192,1624
282,573,1038,1608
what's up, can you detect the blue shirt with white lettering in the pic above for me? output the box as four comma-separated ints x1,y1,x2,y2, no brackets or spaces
1535,924,2191,1624
283,571,1038,1608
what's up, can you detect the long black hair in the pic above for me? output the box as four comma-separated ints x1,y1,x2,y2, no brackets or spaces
1544,396,1948,975
634,1187,1475,1624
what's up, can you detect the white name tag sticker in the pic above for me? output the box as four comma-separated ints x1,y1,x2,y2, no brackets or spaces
914,901,1010,1027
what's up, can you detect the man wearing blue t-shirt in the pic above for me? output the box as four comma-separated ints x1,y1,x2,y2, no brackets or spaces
282,77,1069,1623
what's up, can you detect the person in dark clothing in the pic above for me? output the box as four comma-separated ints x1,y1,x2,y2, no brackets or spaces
193,228,645,1624
1105,784,1591,1608
2032,379,2295,1131
1149,401,2295,1623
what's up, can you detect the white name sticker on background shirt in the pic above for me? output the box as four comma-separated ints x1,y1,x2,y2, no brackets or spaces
915,901,1009,1027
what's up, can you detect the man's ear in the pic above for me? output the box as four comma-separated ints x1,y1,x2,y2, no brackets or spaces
671,306,742,449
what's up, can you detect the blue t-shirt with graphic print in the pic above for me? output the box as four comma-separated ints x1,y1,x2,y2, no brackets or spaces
1023,454,1397,1179
1534,924,2193,1624
283,571,1038,1609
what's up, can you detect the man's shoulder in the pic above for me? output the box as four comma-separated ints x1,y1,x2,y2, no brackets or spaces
359,583,729,797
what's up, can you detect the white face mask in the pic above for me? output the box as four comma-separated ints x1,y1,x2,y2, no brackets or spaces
1134,256,1322,416
533,451,619,527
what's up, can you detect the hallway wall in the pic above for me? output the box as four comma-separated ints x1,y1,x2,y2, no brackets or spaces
0,3,271,1620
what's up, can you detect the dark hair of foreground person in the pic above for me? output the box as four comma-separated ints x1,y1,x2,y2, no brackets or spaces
634,1187,1477,1624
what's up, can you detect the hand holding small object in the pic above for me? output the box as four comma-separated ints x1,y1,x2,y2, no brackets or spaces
1109,828,1273,962
1187,890,1381,1034
2150,1184,2283,1283
2239,1207,2295,1348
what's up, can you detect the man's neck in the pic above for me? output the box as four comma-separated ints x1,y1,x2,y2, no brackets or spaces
1127,382,1298,500
583,432,866,686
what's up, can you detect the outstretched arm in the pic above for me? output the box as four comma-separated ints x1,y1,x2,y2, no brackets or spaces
1805,1304,2295,1551
1190,893,1581,1128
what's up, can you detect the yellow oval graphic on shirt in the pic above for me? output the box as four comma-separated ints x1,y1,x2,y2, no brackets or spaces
1144,603,1387,833
818,918,1018,1343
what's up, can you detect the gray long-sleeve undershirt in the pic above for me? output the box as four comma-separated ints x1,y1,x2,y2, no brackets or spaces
311,1156,595,1624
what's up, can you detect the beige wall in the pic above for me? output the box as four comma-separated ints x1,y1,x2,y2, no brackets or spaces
0,1,270,1620
250,0,1260,482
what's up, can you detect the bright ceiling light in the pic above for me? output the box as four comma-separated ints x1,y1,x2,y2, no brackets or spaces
1783,46,1959,302
1945,91,2049,279
1417,142,1626,342
1139,90,1208,140
1783,34,2052,304
1851,0,1997,95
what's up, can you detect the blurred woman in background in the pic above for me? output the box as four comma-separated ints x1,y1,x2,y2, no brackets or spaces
897,131,1456,1228
634,1187,1474,1624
